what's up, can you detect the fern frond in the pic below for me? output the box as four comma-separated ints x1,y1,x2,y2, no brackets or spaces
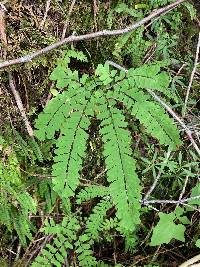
75,234,98,267
85,199,113,240
97,96,141,232
77,185,109,204
17,192,37,216
102,217,119,232
50,49,88,89
38,179,57,212
13,211,33,246
131,99,182,150
34,88,83,140
0,148,36,246
111,84,182,150
52,109,90,200
32,216,80,267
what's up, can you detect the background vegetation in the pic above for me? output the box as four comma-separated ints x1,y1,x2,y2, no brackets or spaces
0,0,200,266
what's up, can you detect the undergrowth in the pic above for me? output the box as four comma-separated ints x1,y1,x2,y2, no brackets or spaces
0,1,200,267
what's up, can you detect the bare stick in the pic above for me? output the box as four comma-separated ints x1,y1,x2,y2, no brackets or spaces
183,32,200,117
0,0,186,69
0,4,34,138
147,89,200,157
8,72,34,138
106,60,200,157
178,176,189,203
179,254,200,267
143,150,171,201
142,194,200,205
39,0,51,29
61,0,76,40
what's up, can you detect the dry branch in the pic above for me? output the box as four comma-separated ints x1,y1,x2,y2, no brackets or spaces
0,0,185,69
142,194,200,205
179,254,200,267
61,0,76,40
8,72,34,138
0,4,34,138
183,32,200,116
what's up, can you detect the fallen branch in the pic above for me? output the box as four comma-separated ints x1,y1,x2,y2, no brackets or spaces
8,72,34,138
0,0,185,69
179,254,200,267
141,194,200,205
0,4,34,138
183,32,200,117
61,0,76,40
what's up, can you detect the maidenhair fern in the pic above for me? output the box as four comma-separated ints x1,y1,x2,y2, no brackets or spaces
33,49,182,265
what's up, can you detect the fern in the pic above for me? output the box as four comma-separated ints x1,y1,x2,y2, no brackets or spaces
85,199,113,240
32,216,80,267
33,50,182,266
0,142,37,246
77,185,109,203
96,96,141,232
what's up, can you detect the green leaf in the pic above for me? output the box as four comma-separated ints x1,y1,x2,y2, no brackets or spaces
189,183,200,205
95,64,113,85
195,239,200,248
150,212,186,246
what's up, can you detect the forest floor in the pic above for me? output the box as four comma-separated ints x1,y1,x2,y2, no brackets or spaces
0,1,200,267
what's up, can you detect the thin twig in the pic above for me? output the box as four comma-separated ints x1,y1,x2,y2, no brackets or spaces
93,0,98,31
178,176,189,203
143,150,171,201
61,0,76,40
0,5,34,138
106,60,200,157
142,194,200,205
39,0,51,30
179,254,200,267
8,72,34,138
183,32,200,117
147,89,200,157
0,0,186,69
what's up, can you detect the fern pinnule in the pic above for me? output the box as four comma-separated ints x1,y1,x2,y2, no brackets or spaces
77,185,109,204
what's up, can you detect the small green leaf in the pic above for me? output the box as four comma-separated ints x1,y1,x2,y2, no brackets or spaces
195,239,200,248
50,88,59,96
150,212,186,246
189,183,200,205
